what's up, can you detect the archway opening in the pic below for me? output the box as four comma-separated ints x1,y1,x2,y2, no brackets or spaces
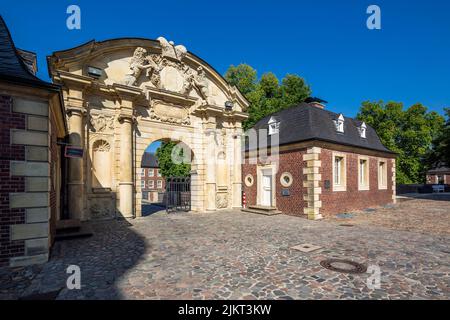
140,138,194,216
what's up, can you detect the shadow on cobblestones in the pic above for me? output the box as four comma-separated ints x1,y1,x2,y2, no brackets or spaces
1,219,146,300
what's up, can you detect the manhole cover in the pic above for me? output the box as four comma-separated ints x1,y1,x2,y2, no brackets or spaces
320,259,367,274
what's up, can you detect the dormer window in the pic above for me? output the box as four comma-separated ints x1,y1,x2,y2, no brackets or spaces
334,114,345,133
359,122,367,138
268,116,280,135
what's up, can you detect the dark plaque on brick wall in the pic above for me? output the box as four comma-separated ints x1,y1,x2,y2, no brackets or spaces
282,189,290,196
324,180,331,190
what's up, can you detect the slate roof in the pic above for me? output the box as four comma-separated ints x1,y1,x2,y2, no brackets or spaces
247,102,394,154
0,15,56,89
142,153,159,168
427,163,450,174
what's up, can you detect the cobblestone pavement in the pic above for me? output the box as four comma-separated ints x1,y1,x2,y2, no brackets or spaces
330,193,450,236
1,199,449,300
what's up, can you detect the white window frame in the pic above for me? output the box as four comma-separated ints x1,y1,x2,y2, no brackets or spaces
332,152,346,191
334,114,345,133
378,159,388,190
359,122,367,138
148,169,154,177
358,156,370,191
148,180,154,189
268,117,279,135
141,180,145,188
140,168,145,177
157,169,162,177
157,180,163,189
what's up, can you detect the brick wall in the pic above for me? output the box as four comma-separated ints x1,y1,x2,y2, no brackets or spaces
141,167,165,191
242,145,395,219
0,95,26,267
274,150,306,216
242,150,306,216
2,96,53,267
426,174,450,185
242,160,257,208
320,148,394,216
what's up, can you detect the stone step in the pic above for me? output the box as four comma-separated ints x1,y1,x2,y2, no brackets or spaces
248,205,278,211
242,207,282,216
56,219,81,232
54,224,93,241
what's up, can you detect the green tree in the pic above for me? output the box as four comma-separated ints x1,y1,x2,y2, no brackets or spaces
427,107,450,168
224,64,257,96
155,141,191,177
280,74,311,109
225,64,311,130
357,101,445,184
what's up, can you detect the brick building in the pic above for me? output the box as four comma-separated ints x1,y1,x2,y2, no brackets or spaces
426,164,450,185
242,99,396,220
141,152,165,202
0,16,67,267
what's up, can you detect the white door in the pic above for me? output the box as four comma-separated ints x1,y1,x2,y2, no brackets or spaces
261,170,272,206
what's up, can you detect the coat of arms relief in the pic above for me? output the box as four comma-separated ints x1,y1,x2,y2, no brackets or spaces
122,37,208,103
120,37,209,125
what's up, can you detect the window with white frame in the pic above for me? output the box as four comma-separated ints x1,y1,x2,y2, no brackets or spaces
148,169,154,177
359,122,367,138
148,180,154,189
334,114,345,133
141,180,145,188
157,180,163,189
358,157,369,190
157,169,162,177
378,160,387,189
141,168,145,177
268,117,280,135
333,154,346,191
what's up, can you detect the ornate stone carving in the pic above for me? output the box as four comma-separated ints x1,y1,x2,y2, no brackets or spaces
157,36,187,62
148,100,191,125
180,66,209,103
92,139,111,152
122,47,160,87
216,193,228,209
89,114,114,132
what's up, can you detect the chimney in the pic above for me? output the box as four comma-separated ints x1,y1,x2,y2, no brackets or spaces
305,97,327,109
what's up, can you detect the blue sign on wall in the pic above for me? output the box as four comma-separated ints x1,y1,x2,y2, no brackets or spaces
65,146,84,158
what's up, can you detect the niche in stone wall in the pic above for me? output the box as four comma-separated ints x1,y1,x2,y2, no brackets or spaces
216,151,228,187
91,139,112,189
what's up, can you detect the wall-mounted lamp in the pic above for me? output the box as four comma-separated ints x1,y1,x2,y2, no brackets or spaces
87,66,102,79
225,101,234,111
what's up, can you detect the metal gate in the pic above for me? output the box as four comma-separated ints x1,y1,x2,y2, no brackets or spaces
165,177,191,213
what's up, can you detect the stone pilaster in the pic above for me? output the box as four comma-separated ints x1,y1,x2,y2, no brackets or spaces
232,125,243,208
66,93,86,221
118,103,134,219
302,147,323,220
391,158,396,204
204,117,217,211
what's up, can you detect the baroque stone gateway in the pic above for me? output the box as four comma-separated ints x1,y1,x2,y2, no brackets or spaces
48,36,249,220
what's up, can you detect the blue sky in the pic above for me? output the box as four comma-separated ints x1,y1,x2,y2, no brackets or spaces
2,0,449,124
